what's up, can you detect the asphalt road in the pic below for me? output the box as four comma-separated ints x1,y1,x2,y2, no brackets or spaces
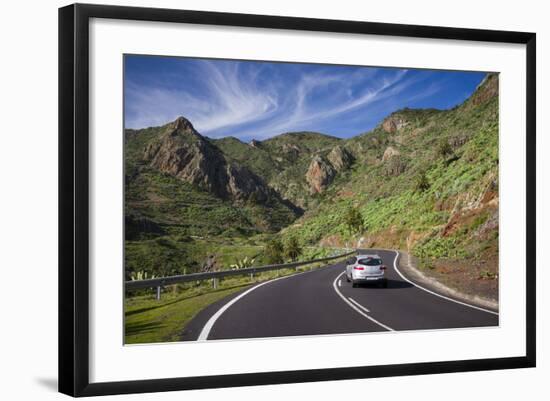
181,249,498,341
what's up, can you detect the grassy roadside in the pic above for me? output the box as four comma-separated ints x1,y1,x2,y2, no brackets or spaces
125,285,247,344
125,254,349,344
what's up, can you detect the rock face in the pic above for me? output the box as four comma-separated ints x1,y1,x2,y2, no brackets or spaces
381,146,406,176
384,156,407,176
281,143,301,161
306,155,336,193
328,146,354,171
382,115,408,133
472,73,499,105
144,117,271,202
382,146,401,162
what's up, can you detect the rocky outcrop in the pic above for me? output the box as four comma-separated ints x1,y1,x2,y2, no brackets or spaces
281,143,301,161
144,116,271,203
249,139,261,148
471,73,499,105
382,115,409,133
382,146,401,161
306,155,336,193
384,156,407,176
448,133,469,149
328,146,354,171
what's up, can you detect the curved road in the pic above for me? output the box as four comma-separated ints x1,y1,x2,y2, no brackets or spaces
180,249,498,341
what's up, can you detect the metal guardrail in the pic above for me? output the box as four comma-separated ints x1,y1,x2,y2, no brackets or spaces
125,250,355,298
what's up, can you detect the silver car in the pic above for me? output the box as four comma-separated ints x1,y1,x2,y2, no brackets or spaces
345,254,388,288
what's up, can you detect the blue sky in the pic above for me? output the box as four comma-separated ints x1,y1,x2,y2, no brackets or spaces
124,55,486,141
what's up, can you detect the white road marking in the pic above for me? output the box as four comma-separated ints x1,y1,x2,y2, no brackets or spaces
332,272,394,331
348,297,370,313
198,274,292,341
338,280,342,287
197,262,339,341
389,250,499,316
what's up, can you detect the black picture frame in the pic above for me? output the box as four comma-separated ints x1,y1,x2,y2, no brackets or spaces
59,3,536,397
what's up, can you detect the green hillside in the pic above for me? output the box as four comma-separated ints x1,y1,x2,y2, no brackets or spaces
283,74,499,288
124,73,499,295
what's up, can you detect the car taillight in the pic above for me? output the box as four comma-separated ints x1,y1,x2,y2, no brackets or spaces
353,266,364,270
380,265,387,270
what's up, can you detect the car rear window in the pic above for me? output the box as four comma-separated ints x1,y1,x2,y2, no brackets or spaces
357,258,382,266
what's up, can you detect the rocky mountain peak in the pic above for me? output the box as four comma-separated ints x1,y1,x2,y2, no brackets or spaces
143,116,290,207
172,116,195,132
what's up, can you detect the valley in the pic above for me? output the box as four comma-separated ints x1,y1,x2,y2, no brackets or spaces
124,72,499,320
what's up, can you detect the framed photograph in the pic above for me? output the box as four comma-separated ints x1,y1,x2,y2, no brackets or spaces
59,3,536,397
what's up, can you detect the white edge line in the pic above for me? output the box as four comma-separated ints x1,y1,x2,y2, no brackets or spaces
197,273,296,341
332,272,394,331
390,250,499,316
197,261,342,341
348,297,370,313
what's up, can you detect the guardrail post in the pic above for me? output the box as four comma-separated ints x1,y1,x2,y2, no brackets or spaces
156,286,161,300
213,278,219,289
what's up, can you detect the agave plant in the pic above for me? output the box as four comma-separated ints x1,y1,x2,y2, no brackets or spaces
130,270,157,281
230,256,256,270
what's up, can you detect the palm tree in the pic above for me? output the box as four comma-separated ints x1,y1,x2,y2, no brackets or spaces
284,237,302,262
264,238,285,264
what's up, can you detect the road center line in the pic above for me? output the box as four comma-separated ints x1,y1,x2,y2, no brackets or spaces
348,297,370,313
338,279,342,287
332,272,393,331
389,250,499,316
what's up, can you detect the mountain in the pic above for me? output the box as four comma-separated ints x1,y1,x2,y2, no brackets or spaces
144,117,273,203
124,117,302,242
282,73,499,297
125,73,499,292
212,131,342,207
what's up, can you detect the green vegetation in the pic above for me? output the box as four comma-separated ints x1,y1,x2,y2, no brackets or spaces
125,285,245,344
437,139,454,159
230,256,256,269
125,252,350,344
264,238,285,264
414,171,430,192
344,206,364,235
282,74,499,263
124,73,499,343
284,236,303,262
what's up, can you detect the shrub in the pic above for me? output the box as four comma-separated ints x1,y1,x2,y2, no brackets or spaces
438,139,454,158
344,206,364,235
230,256,256,269
264,238,285,264
414,171,430,192
284,236,302,262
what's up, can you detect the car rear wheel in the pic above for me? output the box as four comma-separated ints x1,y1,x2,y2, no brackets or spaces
352,281,358,288
346,274,350,282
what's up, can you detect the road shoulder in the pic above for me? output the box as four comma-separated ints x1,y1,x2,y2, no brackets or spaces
396,250,499,312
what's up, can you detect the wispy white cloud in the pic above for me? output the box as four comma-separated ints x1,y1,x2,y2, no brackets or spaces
125,58,478,140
